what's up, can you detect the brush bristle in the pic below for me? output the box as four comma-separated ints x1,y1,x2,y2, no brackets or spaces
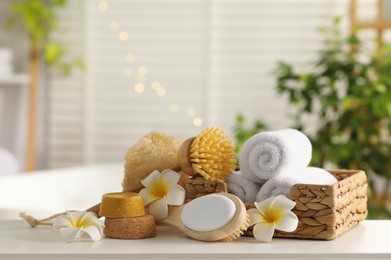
218,214,250,242
190,127,236,181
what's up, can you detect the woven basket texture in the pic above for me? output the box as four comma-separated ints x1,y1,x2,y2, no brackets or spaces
185,177,227,201
245,169,368,240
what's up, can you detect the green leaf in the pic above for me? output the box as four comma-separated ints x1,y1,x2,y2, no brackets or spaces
233,114,267,156
58,63,71,76
269,16,391,219
73,59,86,72
375,84,386,93
53,0,67,7
44,42,63,64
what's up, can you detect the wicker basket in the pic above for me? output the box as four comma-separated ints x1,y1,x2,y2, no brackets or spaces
245,169,368,240
185,177,227,201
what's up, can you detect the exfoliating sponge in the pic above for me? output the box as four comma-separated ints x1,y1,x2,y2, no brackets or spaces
122,131,182,192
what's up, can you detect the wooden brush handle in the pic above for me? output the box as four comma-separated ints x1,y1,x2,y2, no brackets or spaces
158,204,187,230
177,137,197,176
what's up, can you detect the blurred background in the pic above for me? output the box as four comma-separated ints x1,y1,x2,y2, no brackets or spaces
0,0,391,219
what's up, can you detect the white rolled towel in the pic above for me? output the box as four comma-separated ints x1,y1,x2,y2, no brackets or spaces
256,167,338,202
240,128,312,183
227,171,264,203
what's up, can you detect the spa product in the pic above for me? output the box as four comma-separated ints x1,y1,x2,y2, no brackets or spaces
160,193,249,242
123,131,182,193
177,127,236,181
185,177,227,201
227,171,264,204
99,192,156,239
104,215,156,239
240,128,312,183
99,192,145,218
256,167,338,202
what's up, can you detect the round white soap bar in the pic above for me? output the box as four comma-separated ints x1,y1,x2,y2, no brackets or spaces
181,194,236,232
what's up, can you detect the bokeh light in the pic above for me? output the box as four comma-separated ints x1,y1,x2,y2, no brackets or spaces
169,104,179,113
118,32,128,41
134,83,145,93
193,117,203,127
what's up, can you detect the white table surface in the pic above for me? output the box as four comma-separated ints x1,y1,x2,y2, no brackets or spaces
0,220,389,260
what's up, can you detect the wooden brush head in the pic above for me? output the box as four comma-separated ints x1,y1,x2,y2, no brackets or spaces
177,137,197,176
177,127,237,181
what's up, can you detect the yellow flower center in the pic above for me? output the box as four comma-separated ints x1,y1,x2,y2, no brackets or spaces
71,216,93,228
150,179,169,198
262,207,282,224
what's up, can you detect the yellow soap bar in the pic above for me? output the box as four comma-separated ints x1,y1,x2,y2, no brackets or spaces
99,192,145,218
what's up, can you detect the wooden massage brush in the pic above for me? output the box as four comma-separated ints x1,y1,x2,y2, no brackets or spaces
177,127,237,181
159,193,249,242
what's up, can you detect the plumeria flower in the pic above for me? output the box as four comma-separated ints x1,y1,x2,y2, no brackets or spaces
139,169,185,220
53,211,104,242
247,195,298,242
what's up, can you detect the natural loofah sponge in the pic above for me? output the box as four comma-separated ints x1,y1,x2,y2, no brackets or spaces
178,127,236,181
122,131,182,192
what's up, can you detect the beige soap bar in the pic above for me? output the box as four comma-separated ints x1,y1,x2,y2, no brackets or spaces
99,192,145,218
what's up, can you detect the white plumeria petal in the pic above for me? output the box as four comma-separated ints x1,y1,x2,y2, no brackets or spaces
81,226,104,241
67,211,86,220
149,197,168,220
67,211,87,225
275,210,298,232
139,187,159,205
53,211,103,243
53,215,73,228
160,169,181,185
140,170,161,188
254,196,276,213
247,208,264,226
82,212,104,229
253,222,275,243
273,195,296,211
59,227,83,243
250,195,298,242
140,170,186,219
166,185,185,206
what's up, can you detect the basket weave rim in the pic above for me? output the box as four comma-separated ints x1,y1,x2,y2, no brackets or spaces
290,169,366,190
248,169,367,240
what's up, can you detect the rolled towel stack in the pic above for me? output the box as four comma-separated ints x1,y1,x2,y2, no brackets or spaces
256,167,338,202
227,128,338,203
226,171,264,203
239,129,312,182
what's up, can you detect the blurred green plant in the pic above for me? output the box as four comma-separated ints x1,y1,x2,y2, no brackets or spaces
233,114,267,157
7,0,85,74
5,0,85,170
273,17,391,219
